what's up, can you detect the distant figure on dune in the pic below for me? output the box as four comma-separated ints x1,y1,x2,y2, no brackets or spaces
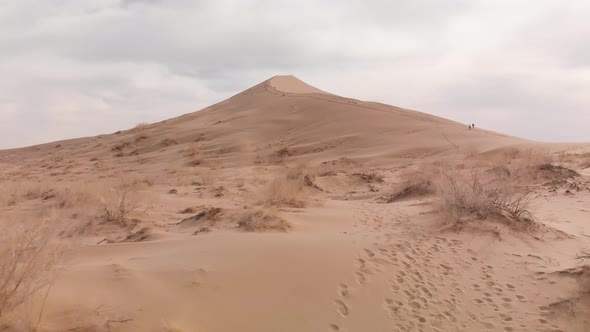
472,123,475,129
468,124,472,129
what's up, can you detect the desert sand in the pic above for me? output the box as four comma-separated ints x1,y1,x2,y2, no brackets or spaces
1,76,589,331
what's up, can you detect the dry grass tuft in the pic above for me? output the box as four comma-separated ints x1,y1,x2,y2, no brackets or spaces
176,207,222,228
263,168,313,208
100,183,138,225
272,145,295,163
387,166,437,203
237,207,291,232
436,169,535,227
0,221,62,329
353,172,384,183
179,207,198,214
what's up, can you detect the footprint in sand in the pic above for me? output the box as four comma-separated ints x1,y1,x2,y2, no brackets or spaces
338,283,349,297
355,271,367,285
328,324,340,331
334,299,350,317
363,248,376,258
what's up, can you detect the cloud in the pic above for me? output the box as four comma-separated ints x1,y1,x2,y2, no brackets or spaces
0,0,589,148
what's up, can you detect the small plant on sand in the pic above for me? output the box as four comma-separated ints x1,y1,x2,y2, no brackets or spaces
133,122,150,142
0,222,60,329
353,171,384,183
263,167,313,208
436,169,535,227
237,208,291,232
100,185,138,225
387,166,436,203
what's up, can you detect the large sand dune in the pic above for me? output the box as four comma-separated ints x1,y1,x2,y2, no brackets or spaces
1,76,590,331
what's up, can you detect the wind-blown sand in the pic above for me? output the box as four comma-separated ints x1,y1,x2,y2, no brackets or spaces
1,76,589,331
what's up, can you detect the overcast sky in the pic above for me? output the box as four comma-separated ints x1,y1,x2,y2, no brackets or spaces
1,0,589,149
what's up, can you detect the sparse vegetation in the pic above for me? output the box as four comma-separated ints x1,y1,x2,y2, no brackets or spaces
387,167,436,203
263,168,313,208
436,169,535,227
272,145,294,163
237,208,291,232
179,206,198,214
0,221,61,329
353,172,384,183
100,186,138,225
176,207,222,228
161,138,178,147
134,123,149,132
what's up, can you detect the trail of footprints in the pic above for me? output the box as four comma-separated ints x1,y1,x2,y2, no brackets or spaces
330,203,563,332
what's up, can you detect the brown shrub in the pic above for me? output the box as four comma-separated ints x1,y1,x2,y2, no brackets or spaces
436,169,535,227
0,221,61,329
353,172,384,183
237,208,291,232
176,208,222,228
161,138,178,147
179,207,198,214
387,166,436,203
263,168,311,208
100,185,138,225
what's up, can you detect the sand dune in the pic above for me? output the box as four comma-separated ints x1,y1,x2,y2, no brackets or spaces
1,76,590,331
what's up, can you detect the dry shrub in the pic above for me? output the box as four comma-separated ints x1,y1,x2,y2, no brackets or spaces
388,166,436,203
353,171,384,183
263,168,312,208
0,221,62,330
176,207,222,228
237,208,291,232
179,207,198,214
133,122,149,132
0,182,94,210
436,169,535,227
161,138,178,147
99,182,138,225
133,123,150,142
272,145,295,163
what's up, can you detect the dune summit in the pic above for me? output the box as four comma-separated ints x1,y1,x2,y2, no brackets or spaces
0,75,531,165
1,76,590,332
267,75,333,95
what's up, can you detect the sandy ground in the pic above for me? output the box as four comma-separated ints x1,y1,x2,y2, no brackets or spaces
1,76,590,331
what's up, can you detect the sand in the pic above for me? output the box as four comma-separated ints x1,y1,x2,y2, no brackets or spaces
1,76,590,331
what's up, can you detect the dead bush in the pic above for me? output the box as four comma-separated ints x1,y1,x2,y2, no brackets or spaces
263,168,311,208
237,208,291,232
133,123,150,142
111,142,131,152
436,169,535,227
353,172,384,183
161,138,178,147
272,145,295,163
133,122,149,132
387,166,436,203
176,207,222,228
100,185,138,225
0,222,61,329
179,207,198,214
387,181,433,203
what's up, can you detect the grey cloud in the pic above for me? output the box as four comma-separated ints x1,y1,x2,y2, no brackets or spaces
0,0,589,148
